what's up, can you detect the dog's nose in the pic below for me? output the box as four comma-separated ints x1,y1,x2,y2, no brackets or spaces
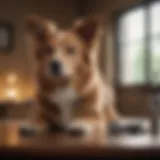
50,60,61,76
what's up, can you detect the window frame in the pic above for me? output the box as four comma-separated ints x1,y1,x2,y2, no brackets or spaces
113,0,160,88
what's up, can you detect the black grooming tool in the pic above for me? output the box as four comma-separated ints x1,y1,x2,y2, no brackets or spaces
109,121,145,135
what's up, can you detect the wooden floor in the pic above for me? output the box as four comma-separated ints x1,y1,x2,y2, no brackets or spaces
0,118,160,157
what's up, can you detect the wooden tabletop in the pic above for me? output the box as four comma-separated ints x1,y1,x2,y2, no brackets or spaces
0,118,160,157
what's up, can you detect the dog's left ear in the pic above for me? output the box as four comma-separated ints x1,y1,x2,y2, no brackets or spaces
72,15,102,47
25,15,57,41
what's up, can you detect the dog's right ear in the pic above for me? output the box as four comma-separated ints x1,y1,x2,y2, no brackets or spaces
26,15,57,41
72,15,102,48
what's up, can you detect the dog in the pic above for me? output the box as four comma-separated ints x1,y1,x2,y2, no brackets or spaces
21,14,119,137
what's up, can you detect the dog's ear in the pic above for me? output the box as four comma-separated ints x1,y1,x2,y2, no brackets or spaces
26,15,57,41
72,15,102,47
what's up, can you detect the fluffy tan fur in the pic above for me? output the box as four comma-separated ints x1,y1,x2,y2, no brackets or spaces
24,14,119,137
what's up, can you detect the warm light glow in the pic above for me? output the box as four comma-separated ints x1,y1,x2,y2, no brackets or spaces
7,73,17,84
6,88,17,100
5,72,19,101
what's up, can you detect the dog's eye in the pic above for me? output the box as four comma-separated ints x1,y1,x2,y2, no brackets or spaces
66,47,76,55
45,46,54,55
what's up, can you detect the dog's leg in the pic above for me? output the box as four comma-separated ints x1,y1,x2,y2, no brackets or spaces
19,100,62,136
67,91,107,138
19,110,48,136
106,105,119,122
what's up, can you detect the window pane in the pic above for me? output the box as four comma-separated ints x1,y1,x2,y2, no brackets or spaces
151,37,160,84
118,7,145,44
150,1,160,35
119,42,145,85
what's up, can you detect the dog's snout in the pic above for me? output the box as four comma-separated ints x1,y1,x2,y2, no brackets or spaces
50,60,61,76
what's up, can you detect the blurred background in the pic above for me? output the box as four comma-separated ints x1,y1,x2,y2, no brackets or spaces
0,0,159,122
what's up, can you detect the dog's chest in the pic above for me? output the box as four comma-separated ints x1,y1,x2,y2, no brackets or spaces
49,87,78,108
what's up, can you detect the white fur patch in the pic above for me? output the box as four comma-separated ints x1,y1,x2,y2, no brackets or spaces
49,87,78,106
47,87,78,126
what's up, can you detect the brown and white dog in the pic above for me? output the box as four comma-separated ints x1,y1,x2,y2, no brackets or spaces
23,15,119,137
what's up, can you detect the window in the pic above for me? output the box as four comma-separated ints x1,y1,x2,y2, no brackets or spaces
150,2,160,84
116,0,160,86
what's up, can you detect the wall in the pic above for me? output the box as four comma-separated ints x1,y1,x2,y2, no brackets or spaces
0,0,77,101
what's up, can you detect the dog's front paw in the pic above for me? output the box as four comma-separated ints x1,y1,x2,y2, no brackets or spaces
19,122,45,137
67,127,86,136
67,121,93,137
19,126,38,137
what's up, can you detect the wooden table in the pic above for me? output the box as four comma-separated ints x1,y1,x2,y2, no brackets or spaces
0,118,159,157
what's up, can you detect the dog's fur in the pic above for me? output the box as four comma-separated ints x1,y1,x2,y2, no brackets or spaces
24,15,119,136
